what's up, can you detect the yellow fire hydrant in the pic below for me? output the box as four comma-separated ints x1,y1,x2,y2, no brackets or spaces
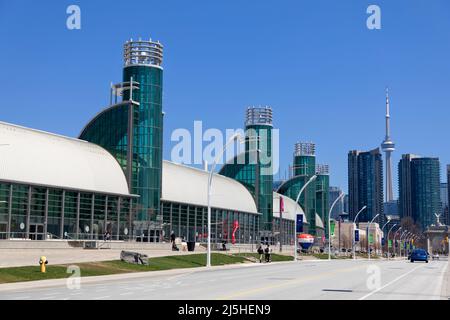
39,256,48,273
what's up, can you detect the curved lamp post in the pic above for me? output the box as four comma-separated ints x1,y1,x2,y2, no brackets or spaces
293,175,317,261
399,230,408,258
352,205,367,260
380,217,392,257
393,227,402,257
207,133,243,267
386,223,397,260
328,192,345,260
367,214,380,260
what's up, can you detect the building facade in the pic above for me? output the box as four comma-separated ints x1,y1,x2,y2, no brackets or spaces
0,122,136,241
220,106,274,233
315,164,330,234
398,154,441,230
348,148,384,225
277,142,318,234
80,39,164,227
329,186,345,220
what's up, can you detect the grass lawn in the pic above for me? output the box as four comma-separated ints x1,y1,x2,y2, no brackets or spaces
232,252,294,262
0,253,247,284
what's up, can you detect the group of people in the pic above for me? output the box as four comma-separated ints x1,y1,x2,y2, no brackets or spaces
257,244,272,263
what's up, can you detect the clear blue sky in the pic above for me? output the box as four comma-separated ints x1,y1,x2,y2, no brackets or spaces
1,0,450,197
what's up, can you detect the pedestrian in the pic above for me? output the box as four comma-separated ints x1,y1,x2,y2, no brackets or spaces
170,231,178,251
257,244,264,263
265,244,271,263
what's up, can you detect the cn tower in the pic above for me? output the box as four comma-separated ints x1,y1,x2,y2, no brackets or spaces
381,88,395,202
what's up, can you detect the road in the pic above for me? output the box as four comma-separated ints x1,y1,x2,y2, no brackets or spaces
0,258,448,300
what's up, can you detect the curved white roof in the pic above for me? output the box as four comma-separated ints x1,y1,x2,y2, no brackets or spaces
0,121,131,195
161,161,258,214
316,214,324,229
273,193,307,223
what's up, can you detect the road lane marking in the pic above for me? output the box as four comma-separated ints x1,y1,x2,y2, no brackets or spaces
217,264,367,300
358,264,425,300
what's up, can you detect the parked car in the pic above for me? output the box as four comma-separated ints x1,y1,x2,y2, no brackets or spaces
410,249,429,263
432,253,440,261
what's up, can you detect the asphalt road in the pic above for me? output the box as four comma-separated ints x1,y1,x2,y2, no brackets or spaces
1,258,448,300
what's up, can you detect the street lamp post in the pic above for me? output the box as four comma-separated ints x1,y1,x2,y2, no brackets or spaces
207,133,243,268
386,223,397,260
393,227,402,258
328,192,345,260
367,214,380,260
380,217,392,257
293,175,317,262
399,230,408,258
352,205,367,260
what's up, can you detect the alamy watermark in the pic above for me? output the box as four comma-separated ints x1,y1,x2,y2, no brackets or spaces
366,4,381,30
66,5,81,30
170,121,280,176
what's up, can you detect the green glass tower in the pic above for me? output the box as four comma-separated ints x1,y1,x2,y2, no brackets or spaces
278,143,318,234
220,106,274,233
398,155,441,230
316,164,330,235
80,38,164,227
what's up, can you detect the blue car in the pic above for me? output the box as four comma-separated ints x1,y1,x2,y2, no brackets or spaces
410,249,429,263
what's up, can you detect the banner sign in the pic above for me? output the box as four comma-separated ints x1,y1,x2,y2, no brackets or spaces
369,234,374,244
296,214,303,233
388,240,392,248
330,221,335,236
354,229,359,242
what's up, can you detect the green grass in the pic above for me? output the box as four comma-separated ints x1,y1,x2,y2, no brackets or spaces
0,253,247,284
232,252,294,262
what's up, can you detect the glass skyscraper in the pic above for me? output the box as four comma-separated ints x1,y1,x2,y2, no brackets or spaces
398,155,441,230
348,148,384,225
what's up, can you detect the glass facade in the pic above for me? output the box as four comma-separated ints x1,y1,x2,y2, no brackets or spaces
219,124,274,233
316,174,329,235
160,200,293,245
398,155,441,230
80,65,163,226
122,66,163,221
410,158,441,229
0,181,134,240
348,149,384,225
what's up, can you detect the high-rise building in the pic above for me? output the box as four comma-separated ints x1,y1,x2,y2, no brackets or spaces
329,186,345,220
315,164,329,234
381,88,395,202
80,38,164,227
447,165,450,225
398,155,441,229
440,182,448,225
348,148,384,225
220,106,274,231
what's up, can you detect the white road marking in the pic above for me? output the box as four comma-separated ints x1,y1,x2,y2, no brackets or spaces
359,264,426,300
93,296,111,300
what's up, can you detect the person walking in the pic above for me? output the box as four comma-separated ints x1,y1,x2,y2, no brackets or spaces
257,244,264,263
264,244,271,263
170,231,178,251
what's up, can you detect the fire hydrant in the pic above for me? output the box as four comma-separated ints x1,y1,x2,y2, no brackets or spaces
39,256,48,273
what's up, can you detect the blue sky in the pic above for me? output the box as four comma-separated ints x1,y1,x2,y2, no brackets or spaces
1,0,450,197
